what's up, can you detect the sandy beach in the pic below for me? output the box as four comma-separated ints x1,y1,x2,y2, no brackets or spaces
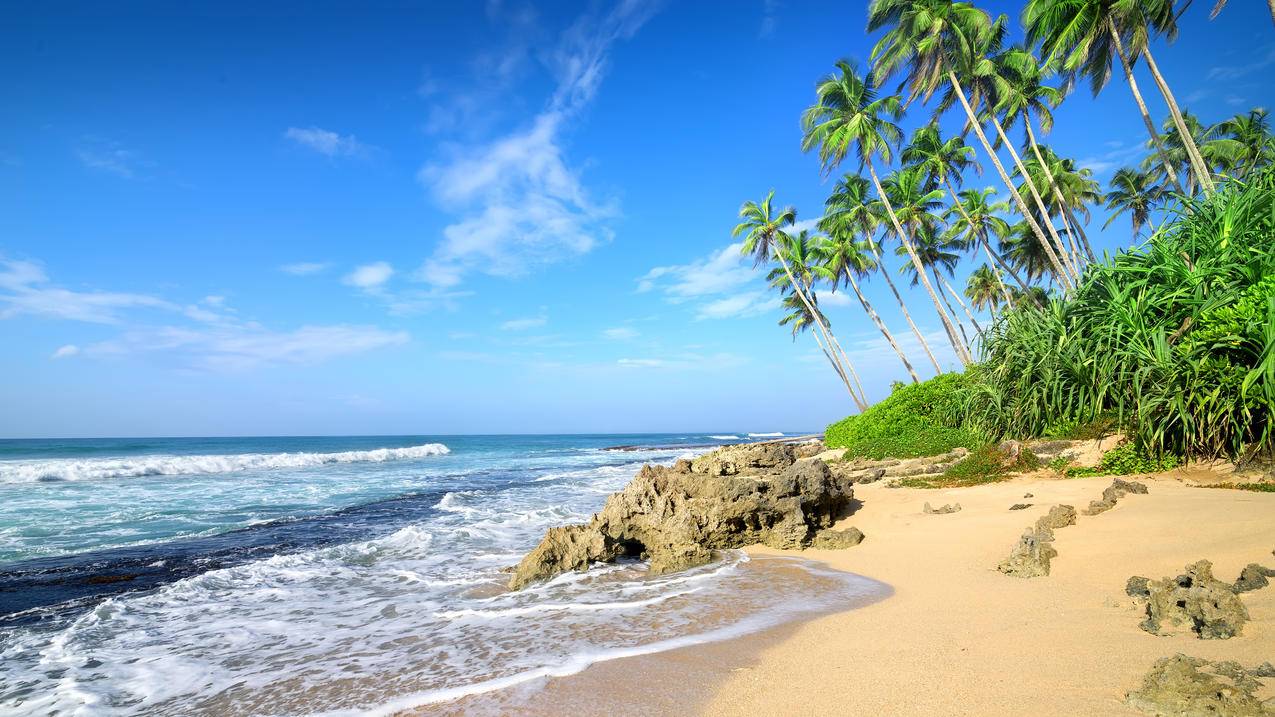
703,472,1275,716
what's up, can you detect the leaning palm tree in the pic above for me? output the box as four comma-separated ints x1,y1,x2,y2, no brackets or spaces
943,187,1023,305
1021,145,1102,261
815,227,921,383
823,174,944,374
1001,220,1056,285
801,58,973,367
735,192,866,409
1104,168,1164,238
1024,0,1194,194
900,221,984,342
964,265,1004,313
869,0,1076,290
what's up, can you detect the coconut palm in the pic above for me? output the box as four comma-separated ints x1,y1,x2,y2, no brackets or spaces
1001,220,1056,284
964,265,1004,313
943,187,1025,305
898,222,983,342
823,174,944,374
1205,108,1272,179
735,192,866,409
994,46,1093,266
869,0,1076,290
1205,0,1275,26
816,226,921,383
1021,145,1102,260
801,58,972,367
1023,0,1203,194
1104,167,1164,238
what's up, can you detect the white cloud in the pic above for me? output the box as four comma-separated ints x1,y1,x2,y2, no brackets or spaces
786,217,822,235
281,262,331,276
617,357,666,368
50,344,79,360
637,242,756,299
89,323,409,372
759,0,780,37
500,313,548,331
76,139,146,178
1207,46,1275,81
820,290,855,307
284,127,370,157
0,258,173,323
602,327,638,340
696,291,780,320
417,2,655,288
343,262,394,290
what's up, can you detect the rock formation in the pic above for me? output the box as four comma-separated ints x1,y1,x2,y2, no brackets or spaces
923,502,961,514
1233,563,1275,593
1138,560,1250,639
997,526,1059,578
508,444,859,590
1084,477,1149,515
1035,504,1077,531
1125,654,1274,717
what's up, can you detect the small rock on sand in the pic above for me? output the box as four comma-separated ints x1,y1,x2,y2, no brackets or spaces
923,502,961,515
1233,563,1275,594
1009,503,1032,510
1125,654,1272,717
1138,560,1249,639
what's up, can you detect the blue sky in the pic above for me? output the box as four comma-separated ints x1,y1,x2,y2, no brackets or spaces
2,0,1272,438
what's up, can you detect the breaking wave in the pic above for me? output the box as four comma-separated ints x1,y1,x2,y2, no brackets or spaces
0,444,451,483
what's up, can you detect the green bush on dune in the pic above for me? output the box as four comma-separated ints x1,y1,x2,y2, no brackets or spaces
824,373,980,459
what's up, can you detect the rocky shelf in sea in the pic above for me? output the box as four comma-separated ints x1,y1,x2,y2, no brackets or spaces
508,443,862,590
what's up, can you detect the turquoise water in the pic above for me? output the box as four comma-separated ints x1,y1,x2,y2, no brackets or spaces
0,433,886,715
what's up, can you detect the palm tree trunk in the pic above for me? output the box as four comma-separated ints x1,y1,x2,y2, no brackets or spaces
938,270,983,338
988,114,1080,282
1022,117,1097,263
844,274,921,384
774,252,867,410
1107,20,1185,195
1139,44,1216,193
810,329,857,402
1061,202,1097,262
866,237,945,375
978,240,1014,306
939,175,1016,305
1056,209,1085,270
867,160,973,367
947,71,1074,292
931,268,972,349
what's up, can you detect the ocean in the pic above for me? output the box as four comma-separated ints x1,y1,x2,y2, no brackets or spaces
0,434,886,715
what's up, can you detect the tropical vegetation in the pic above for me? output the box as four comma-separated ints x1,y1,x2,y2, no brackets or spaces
735,0,1275,468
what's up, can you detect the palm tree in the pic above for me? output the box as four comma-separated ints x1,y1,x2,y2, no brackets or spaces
1020,145,1102,261
801,58,973,367
994,46,1093,266
965,265,1004,313
1205,0,1275,27
869,0,1076,290
823,174,945,374
1023,0,1197,195
1206,108,1273,178
943,187,1024,305
735,193,867,409
1104,168,1164,238
899,221,984,342
1001,220,1056,284
816,227,921,383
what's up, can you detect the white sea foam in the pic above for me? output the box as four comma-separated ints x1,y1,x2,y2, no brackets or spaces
707,434,740,440
0,443,450,483
746,432,784,437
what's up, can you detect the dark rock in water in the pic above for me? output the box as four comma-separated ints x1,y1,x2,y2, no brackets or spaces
508,444,854,589
810,527,865,549
1035,504,1078,531
923,502,961,515
1233,563,1275,594
997,527,1058,578
1125,654,1272,717
1009,503,1032,510
1085,478,1149,516
1126,575,1151,598
1139,560,1249,639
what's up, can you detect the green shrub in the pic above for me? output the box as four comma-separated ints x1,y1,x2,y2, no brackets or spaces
1065,442,1181,478
899,444,1039,488
825,373,980,459
964,166,1275,461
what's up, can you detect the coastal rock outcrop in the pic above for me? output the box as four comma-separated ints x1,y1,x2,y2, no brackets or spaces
1125,654,1274,717
825,448,969,485
1084,478,1149,516
997,526,1058,578
1035,504,1077,531
1233,563,1275,593
508,444,857,590
1138,560,1250,639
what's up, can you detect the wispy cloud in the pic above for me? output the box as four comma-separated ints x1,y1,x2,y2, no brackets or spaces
343,261,394,291
617,351,748,370
696,291,779,320
0,258,173,323
417,2,657,289
1206,46,1275,81
76,139,147,179
500,310,548,331
284,126,371,157
281,261,331,276
759,0,781,38
637,242,778,319
1077,139,1145,177
50,344,79,360
602,326,638,340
